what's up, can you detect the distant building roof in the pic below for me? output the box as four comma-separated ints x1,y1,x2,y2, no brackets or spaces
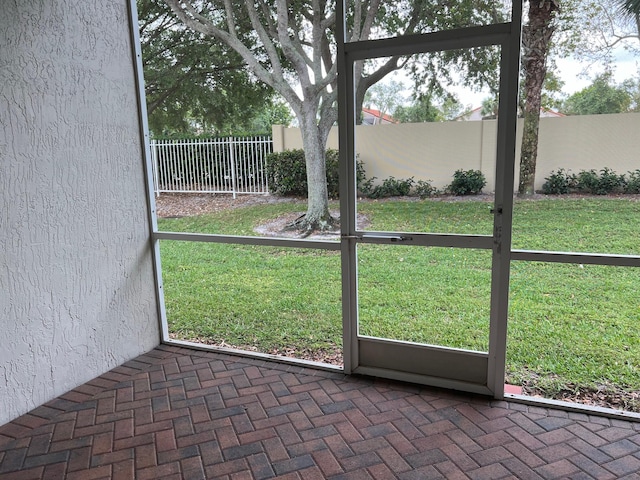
362,107,398,125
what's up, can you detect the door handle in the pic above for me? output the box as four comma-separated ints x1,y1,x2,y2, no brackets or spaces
359,234,413,242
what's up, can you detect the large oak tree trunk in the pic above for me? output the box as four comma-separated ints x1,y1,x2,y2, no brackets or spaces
292,105,336,234
518,1,558,196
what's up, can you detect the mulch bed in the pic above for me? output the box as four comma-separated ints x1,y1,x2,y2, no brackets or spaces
155,192,300,218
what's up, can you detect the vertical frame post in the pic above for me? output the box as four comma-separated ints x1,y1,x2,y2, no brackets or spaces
126,0,168,343
488,0,523,397
337,0,358,374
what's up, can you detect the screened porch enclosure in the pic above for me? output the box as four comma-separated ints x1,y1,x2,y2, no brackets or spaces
148,0,640,417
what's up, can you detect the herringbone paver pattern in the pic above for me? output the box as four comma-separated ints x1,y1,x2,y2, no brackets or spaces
1,346,640,479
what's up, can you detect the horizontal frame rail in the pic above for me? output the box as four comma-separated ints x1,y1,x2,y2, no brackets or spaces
153,231,340,250
511,249,640,267
344,23,512,60
349,231,494,249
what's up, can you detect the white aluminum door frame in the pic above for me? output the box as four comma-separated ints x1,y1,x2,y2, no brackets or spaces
337,0,523,397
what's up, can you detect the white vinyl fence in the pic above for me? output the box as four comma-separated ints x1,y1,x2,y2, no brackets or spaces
150,136,272,197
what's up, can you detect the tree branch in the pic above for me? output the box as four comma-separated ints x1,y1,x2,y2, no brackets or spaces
359,0,383,40
163,0,300,108
275,0,312,89
244,0,287,80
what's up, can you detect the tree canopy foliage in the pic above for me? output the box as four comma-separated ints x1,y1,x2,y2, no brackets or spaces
563,0,639,66
364,81,406,122
563,72,639,114
365,79,466,123
139,0,283,136
393,94,465,123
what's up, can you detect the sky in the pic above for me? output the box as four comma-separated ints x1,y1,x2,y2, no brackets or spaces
450,44,638,107
416,46,639,110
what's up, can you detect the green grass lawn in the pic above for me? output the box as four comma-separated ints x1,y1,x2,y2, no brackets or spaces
158,197,640,404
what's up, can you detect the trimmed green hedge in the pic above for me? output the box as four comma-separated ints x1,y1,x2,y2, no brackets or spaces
542,168,640,195
266,149,376,198
266,149,341,198
447,169,486,196
267,148,458,199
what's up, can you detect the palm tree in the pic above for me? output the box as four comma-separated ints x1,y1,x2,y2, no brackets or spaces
620,0,640,45
620,0,640,15
517,0,560,196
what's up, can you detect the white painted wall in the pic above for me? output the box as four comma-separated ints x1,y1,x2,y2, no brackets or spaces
0,1,160,425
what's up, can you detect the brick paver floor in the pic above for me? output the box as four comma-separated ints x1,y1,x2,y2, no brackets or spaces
1,345,640,479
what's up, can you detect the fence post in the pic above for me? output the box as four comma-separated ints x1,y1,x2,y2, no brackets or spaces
264,135,271,194
152,139,159,196
230,136,237,199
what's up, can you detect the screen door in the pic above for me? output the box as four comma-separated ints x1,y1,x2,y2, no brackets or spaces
336,0,523,396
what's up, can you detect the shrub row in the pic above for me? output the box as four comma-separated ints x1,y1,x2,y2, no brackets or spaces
266,150,486,198
358,170,485,198
542,168,640,195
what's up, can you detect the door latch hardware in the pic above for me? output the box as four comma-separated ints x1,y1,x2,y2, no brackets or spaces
342,234,412,242
362,234,412,242
390,235,411,242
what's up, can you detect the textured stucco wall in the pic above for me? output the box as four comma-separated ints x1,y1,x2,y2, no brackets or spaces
0,1,160,425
